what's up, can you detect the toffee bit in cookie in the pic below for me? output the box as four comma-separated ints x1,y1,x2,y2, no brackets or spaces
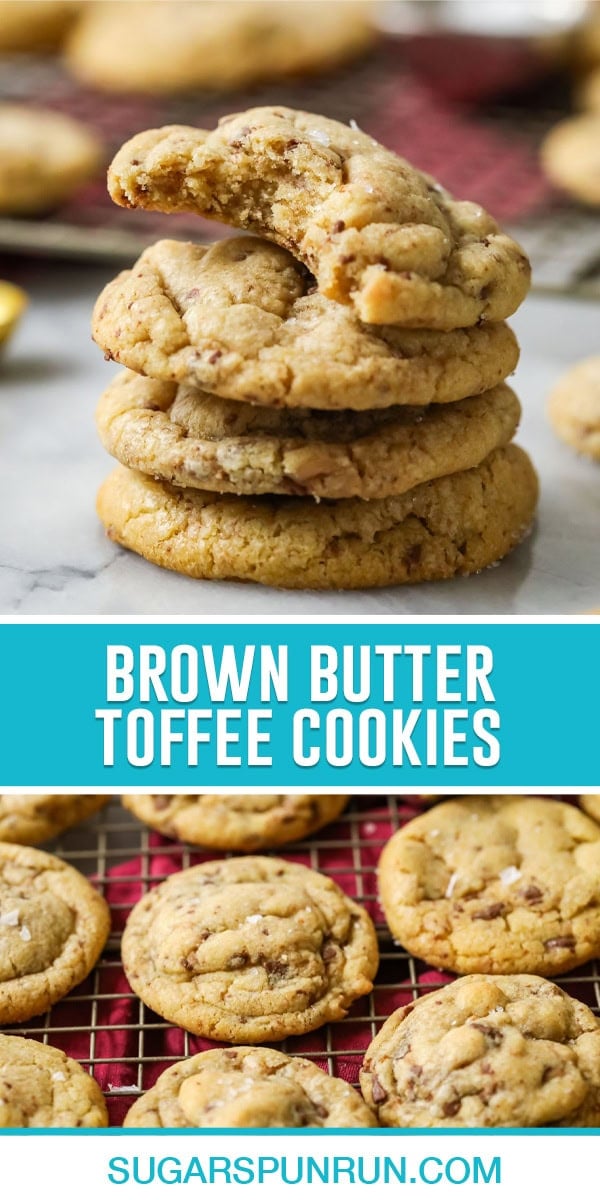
473,903,507,921
370,1076,388,1104
544,937,576,951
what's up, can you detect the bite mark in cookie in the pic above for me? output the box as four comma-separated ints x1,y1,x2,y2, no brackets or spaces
107,108,531,329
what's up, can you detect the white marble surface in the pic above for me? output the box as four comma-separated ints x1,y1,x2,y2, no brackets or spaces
0,261,598,616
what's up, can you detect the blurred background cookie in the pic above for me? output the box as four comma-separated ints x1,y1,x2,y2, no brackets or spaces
541,113,600,206
0,103,101,215
548,356,600,461
0,0,79,53
0,794,108,845
122,793,348,848
65,0,376,93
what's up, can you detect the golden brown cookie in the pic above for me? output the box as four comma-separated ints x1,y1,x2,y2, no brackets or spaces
92,238,520,412
96,445,538,590
0,103,101,216
66,1,375,93
541,114,600,206
97,370,521,500
124,1046,377,1127
548,357,600,461
0,843,110,1024
580,795,600,823
0,796,108,846
360,975,600,1127
121,793,348,849
122,856,378,1041
0,1,79,51
0,1034,107,1127
107,108,531,329
378,796,600,977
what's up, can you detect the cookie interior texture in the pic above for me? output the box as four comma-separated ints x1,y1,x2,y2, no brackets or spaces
121,793,348,849
122,856,378,1041
107,108,531,329
92,237,520,411
378,796,600,976
96,445,538,590
0,1033,108,1128
97,370,521,500
0,842,110,1024
66,1,375,92
0,795,108,845
360,975,600,1127
124,1046,377,1127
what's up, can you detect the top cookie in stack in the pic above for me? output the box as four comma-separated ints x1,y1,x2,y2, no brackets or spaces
93,107,538,591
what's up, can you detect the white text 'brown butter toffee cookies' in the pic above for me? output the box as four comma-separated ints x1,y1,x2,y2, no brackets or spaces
0,843,110,1024
360,975,600,1127
92,238,520,412
107,108,531,329
124,1046,377,1128
378,796,600,977
122,856,378,1041
121,794,348,849
0,1034,108,1128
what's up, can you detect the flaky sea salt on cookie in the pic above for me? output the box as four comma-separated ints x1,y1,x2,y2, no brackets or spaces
107,109,531,329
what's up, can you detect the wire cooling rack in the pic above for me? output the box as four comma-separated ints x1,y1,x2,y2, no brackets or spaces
3,794,600,1126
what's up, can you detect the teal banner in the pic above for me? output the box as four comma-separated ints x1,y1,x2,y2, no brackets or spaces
0,622,597,787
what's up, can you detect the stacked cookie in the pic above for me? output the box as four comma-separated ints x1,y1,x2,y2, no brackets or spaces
93,106,538,590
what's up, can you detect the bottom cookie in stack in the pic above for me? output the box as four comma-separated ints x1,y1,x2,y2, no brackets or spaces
97,444,537,591
95,372,537,590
